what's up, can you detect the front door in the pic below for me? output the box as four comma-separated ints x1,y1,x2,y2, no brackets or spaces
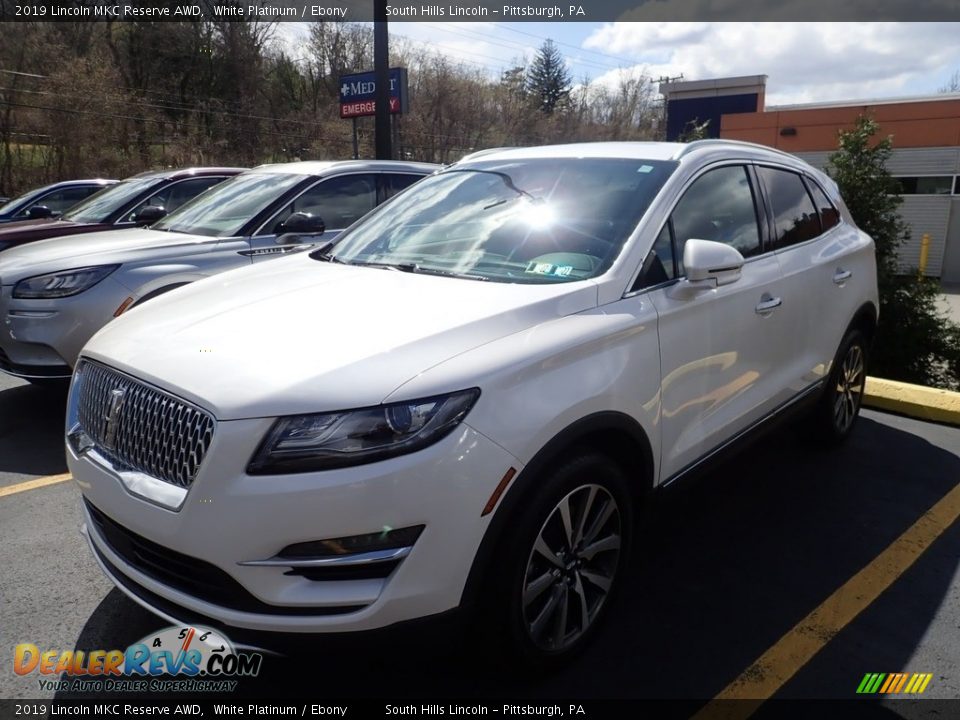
246,174,379,262
645,164,792,480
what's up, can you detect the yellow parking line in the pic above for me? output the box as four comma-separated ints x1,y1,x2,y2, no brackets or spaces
0,473,72,498
696,481,960,718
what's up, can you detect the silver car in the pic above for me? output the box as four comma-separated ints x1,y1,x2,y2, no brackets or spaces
0,160,438,382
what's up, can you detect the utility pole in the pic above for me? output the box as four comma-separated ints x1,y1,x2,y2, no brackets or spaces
656,74,684,141
374,0,391,160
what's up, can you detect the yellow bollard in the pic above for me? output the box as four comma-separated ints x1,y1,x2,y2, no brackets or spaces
918,233,930,279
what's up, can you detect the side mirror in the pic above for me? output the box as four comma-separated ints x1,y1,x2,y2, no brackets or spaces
133,205,167,225
26,205,54,219
682,239,744,288
278,212,325,237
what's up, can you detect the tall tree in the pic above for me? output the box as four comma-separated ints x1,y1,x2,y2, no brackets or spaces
939,69,960,93
526,39,571,115
827,116,960,389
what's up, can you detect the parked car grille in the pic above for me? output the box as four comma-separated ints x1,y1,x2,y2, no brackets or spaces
75,360,215,488
85,500,362,616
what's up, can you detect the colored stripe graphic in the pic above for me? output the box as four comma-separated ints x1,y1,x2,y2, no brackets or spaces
893,673,909,693
878,674,895,694
857,672,932,694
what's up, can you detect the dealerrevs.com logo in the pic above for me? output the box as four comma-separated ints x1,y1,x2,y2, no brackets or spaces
14,625,263,693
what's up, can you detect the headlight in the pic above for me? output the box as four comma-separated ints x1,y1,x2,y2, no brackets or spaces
13,265,119,299
247,389,480,474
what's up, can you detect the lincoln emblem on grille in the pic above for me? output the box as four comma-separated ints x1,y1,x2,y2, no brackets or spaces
102,388,126,451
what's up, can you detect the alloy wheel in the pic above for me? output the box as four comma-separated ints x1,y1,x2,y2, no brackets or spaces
521,483,622,652
833,343,864,434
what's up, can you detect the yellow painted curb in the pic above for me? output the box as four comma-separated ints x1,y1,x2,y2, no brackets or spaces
863,376,960,427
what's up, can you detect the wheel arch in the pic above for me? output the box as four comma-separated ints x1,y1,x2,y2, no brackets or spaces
130,282,192,308
459,411,655,608
848,301,878,344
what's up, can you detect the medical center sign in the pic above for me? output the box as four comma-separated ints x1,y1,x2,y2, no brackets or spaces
339,68,409,119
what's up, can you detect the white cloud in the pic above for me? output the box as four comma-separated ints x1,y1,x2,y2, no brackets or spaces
583,22,960,105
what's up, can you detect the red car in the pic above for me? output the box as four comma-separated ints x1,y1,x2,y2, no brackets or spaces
0,167,243,253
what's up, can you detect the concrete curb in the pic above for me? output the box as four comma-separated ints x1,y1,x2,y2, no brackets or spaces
863,377,960,427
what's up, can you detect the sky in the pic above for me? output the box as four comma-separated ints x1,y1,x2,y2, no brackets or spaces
286,22,960,106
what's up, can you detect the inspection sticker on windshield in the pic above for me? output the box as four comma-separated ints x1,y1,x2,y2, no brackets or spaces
637,165,654,173
525,261,573,277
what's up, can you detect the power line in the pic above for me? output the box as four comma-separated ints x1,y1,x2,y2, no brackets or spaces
497,24,641,68
0,85,326,129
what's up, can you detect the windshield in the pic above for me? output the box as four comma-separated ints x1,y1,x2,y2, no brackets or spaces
151,172,307,237
62,176,163,224
326,158,676,283
0,186,48,215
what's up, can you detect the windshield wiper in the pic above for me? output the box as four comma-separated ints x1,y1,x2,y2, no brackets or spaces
309,242,349,264
388,262,489,281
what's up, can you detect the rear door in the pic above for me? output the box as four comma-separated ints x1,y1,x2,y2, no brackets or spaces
755,165,862,391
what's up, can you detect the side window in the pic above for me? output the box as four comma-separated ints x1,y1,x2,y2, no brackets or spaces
671,165,761,261
163,177,225,213
635,222,676,290
805,179,840,233
125,177,225,222
757,167,821,249
384,174,424,200
260,174,377,235
20,186,94,216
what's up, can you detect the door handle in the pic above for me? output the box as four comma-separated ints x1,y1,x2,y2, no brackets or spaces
755,296,782,315
833,269,853,285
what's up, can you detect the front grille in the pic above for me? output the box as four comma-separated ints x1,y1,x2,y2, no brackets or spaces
86,500,363,616
76,360,214,488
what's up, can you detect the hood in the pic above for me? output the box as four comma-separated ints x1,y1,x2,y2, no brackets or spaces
0,218,109,252
82,254,599,420
0,217,60,232
0,228,217,283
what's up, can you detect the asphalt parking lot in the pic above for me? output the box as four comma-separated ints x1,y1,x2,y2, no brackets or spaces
2,370,959,710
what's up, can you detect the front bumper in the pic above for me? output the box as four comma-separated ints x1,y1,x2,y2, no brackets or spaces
0,278,129,378
70,416,520,634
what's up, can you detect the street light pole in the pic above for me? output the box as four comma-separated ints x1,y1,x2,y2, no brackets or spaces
374,0,391,160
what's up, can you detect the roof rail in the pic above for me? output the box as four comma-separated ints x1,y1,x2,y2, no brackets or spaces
676,138,800,162
455,147,517,163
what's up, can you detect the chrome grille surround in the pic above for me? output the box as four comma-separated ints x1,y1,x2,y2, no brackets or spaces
75,360,215,489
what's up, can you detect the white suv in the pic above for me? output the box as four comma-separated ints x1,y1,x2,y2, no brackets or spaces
67,141,878,664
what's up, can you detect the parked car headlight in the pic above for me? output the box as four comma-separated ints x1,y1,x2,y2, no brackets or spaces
13,265,119,299
248,389,481,474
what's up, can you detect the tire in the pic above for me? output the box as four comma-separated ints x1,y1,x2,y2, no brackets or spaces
814,328,868,444
485,453,634,668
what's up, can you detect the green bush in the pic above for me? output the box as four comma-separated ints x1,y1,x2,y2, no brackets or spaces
827,116,960,390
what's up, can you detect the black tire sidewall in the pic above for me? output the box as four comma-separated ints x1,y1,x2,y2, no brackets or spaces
819,329,868,442
493,453,635,667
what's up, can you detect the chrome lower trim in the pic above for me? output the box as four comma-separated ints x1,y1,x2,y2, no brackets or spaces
239,546,412,568
70,426,187,510
660,380,825,488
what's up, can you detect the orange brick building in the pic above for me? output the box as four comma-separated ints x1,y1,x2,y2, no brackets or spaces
661,77,960,283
